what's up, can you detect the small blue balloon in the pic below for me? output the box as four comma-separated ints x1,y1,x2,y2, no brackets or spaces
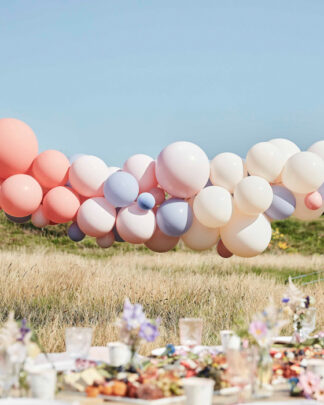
137,192,155,210
265,185,296,220
156,198,193,237
5,213,31,224
68,222,85,242
104,171,139,208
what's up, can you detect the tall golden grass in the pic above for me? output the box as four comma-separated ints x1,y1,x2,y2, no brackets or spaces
0,249,323,353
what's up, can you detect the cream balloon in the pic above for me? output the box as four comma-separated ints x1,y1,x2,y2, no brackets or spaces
246,142,285,182
31,205,50,228
220,210,272,258
182,215,219,251
193,186,233,228
308,140,324,161
269,138,300,161
145,226,179,252
292,192,324,220
96,232,115,248
210,152,244,193
234,176,273,215
123,154,157,193
282,151,324,194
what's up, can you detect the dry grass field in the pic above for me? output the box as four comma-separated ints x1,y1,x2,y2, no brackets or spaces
0,249,323,354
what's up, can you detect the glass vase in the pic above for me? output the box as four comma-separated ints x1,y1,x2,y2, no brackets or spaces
252,346,273,399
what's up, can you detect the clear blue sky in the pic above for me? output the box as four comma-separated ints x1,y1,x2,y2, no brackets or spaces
0,0,323,166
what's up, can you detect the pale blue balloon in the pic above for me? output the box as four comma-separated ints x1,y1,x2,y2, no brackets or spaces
265,185,296,220
69,153,85,164
318,182,324,199
137,192,155,210
68,222,85,242
5,213,31,224
156,198,193,237
104,171,139,207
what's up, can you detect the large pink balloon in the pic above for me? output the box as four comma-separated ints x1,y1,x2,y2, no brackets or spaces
145,225,179,252
123,154,158,193
0,174,43,217
155,141,210,198
32,150,70,189
304,191,323,210
0,118,38,179
43,186,80,224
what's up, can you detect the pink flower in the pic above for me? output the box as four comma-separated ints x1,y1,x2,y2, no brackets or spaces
314,388,324,402
249,321,268,340
298,371,321,398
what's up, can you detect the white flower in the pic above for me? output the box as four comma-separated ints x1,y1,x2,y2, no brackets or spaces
0,312,20,350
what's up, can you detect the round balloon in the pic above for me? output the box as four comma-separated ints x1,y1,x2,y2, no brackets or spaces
220,209,272,258
77,197,116,237
145,225,179,252
148,187,165,206
282,151,324,194
123,154,157,193
96,232,115,248
5,213,31,224
137,192,155,210
0,118,38,179
69,153,86,164
116,203,156,244
113,226,125,242
217,239,233,258
156,198,193,237
308,140,324,161
264,185,296,220
319,183,324,199
210,152,244,193
69,155,109,197
32,150,70,189
193,186,233,228
305,191,323,210
269,138,300,161
293,192,324,220
43,186,80,224
155,141,210,198
31,205,50,228
68,222,85,242
182,215,219,251
0,174,42,217
104,171,139,207
234,176,273,216
246,142,285,182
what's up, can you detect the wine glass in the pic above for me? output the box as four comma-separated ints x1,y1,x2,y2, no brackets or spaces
65,327,93,365
179,318,203,349
226,348,253,403
301,307,316,340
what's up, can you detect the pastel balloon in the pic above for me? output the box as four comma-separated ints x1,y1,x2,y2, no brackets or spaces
116,203,156,244
220,210,272,258
193,186,232,228
69,155,109,197
148,187,165,206
77,197,116,237
265,185,296,220
113,226,125,242
0,118,38,179
5,213,31,224
104,171,139,207
32,150,70,189
293,192,324,220
0,174,42,217
217,239,233,258
68,222,85,242
155,141,210,198
282,151,324,194
145,226,179,252
269,138,300,161
96,232,115,248
210,152,244,193
137,192,155,210
182,215,219,251
31,205,50,228
246,142,285,182
319,183,324,199
123,154,157,193
308,140,324,160
305,191,323,210
156,198,193,237
43,186,80,224
234,176,273,216
69,153,86,164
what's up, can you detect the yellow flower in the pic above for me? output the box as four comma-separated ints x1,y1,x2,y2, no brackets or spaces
278,241,288,250
27,342,41,358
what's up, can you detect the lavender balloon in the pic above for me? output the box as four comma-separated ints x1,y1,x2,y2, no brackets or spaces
265,185,296,220
104,171,139,207
5,213,31,224
156,198,193,237
68,222,85,242
318,182,324,199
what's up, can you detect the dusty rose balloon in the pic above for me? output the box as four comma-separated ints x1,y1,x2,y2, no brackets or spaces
31,204,50,228
305,191,323,210
0,118,38,179
96,232,115,248
0,174,42,217
32,150,70,189
123,154,157,193
43,186,80,224
148,187,165,206
156,141,210,198
217,239,233,258
293,192,324,220
145,225,179,252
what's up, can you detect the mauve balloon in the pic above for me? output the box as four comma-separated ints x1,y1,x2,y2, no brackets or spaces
5,213,31,224
68,222,85,242
265,185,296,220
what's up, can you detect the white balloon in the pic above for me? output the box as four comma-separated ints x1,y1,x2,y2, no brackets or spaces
193,186,233,228
31,204,50,228
308,140,324,161
210,152,244,193
269,138,300,161
234,176,273,215
246,142,285,182
292,192,324,220
96,232,115,248
182,215,219,251
282,151,324,194
220,209,272,258
69,155,109,197
123,154,157,193
77,197,116,237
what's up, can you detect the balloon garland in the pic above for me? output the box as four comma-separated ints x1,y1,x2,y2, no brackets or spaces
0,118,323,258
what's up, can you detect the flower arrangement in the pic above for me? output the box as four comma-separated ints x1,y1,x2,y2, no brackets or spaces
289,370,324,401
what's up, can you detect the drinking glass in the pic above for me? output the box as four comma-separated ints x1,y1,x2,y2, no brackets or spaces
0,351,17,398
65,327,93,360
226,348,253,403
179,318,203,348
301,307,316,340
220,330,234,352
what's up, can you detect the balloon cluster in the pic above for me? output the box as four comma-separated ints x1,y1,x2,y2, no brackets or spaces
0,118,323,258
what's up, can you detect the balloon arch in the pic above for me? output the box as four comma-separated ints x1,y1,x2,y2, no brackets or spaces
0,118,323,258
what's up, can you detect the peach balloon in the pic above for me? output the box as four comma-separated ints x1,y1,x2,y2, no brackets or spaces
123,154,158,193
148,187,165,206
0,118,38,179
305,191,323,210
43,186,80,224
32,150,70,189
0,174,42,217
31,204,50,228
217,239,233,258
182,215,219,251
145,225,179,252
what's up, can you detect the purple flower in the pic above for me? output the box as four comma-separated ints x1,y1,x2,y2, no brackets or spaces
122,298,147,330
282,297,290,303
139,322,159,342
18,319,30,343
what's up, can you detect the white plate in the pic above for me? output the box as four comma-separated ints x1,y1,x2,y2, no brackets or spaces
0,400,69,404
100,395,185,404
245,401,317,405
272,336,292,345
151,345,222,357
